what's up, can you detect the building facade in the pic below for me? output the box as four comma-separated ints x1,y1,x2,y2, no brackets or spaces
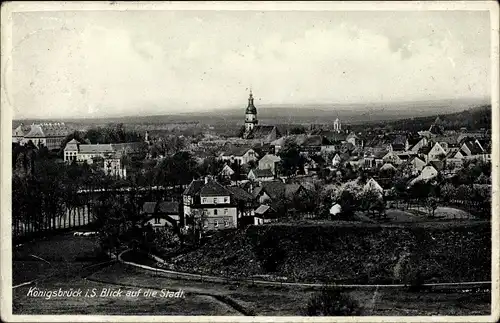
182,178,238,231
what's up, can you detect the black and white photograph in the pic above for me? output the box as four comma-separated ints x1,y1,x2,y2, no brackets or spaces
1,1,498,321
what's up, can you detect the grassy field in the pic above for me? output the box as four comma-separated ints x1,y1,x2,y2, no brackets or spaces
12,233,104,285
11,229,491,316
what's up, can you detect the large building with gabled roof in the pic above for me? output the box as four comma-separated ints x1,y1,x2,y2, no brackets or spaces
13,122,72,150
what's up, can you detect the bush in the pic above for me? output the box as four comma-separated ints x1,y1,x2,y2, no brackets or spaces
305,288,361,316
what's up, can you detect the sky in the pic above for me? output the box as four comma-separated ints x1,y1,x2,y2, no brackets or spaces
10,9,491,119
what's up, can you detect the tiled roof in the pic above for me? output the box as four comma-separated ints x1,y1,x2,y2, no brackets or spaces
259,154,281,163
79,144,114,154
183,179,204,196
157,201,180,214
256,180,285,200
250,168,274,178
380,163,397,171
428,160,445,171
222,146,253,157
227,186,254,202
418,146,432,155
247,125,278,139
24,124,71,138
12,124,30,137
463,140,484,155
255,204,272,215
200,180,231,196
391,135,407,146
302,135,332,147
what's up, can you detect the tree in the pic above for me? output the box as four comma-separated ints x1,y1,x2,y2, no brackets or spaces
424,195,439,217
361,187,384,218
335,181,363,219
277,138,305,177
290,126,306,135
305,288,361,316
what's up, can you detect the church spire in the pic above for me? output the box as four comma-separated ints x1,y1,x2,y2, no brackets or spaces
246,88,256,114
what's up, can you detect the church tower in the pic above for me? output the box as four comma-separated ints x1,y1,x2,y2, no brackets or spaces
244,89,258,132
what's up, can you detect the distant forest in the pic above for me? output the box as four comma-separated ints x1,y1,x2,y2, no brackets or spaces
351,105,492,133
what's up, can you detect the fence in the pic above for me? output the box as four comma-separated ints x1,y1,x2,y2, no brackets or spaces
13,204,94,242
118,250,492,292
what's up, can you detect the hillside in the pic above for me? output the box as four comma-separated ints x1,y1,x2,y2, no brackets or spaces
359,104,492,132
169,223,490,284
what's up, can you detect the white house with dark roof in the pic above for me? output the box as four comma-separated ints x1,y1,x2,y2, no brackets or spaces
219,146,258,165
247,168,274,182
63,140,145,178
142,201,181,229
427,142,447,162
182,177,238,231
258,153,281,175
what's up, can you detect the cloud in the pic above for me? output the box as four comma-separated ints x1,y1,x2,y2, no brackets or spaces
11,11,490,119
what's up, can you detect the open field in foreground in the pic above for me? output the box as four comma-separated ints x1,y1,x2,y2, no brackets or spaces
11,230,491,316
12,262,490,316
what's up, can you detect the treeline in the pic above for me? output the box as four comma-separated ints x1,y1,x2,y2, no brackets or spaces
60,123,142,150
354,105,491,133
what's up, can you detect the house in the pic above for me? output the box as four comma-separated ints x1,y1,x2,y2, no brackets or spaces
251,180,286,214
408,137,429,154
460,140,485,158
219,164,235,179
382,151,403,165
399,156,427,176
103,153,126,178
254,204,279,225
409,165,439,185
12,123,31,144
21,122,72,150
300,135,333,154
247,168,275,181
219,146,258,165
304,154,326,174
380,162,397,173
226,185,256,226
363,178,384,197
142,201,181,230
182,177,238,231
332,153,343,167
346,132,360,147
427,142,448,162
446,149,465,168
258,154,281,175
390,135,409,152
363,150,386,169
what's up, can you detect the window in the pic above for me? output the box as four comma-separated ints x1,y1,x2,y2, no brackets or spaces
202,198,207,203
224,219,229,227
213,198,217,204
224,209,228,215
214,220,219,228
224,197,229,203
213,209,218,216
154,218,160,224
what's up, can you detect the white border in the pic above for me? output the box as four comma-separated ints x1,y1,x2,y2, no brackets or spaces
1,1,499,322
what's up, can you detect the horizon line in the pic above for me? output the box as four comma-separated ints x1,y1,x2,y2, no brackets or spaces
12,96,491,122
